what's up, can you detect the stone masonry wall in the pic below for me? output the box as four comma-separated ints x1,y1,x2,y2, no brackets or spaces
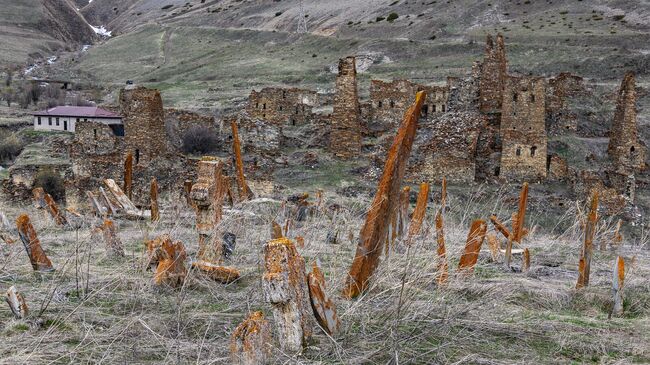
165,108,216,151
367,79,449,135
479,33,507,115
330,57,362,159
246,87,318,126
500,76,548,181
546,72,585,136
408,111,486,183
608,72,647,173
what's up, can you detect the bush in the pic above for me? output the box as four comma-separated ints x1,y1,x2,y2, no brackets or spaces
387,12,399,22
181,126,219,155
0,134,23,164
33,169,65,202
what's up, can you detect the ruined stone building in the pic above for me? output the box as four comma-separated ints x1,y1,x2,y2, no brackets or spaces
330,57,362,159
499,76,548,181
546,72,585,136
608,72,647,174
246,87,320,126
119,86,169,165
367,79,449,134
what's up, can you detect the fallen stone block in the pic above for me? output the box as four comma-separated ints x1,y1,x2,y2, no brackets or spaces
230,311,271,365
193,261,240,284
148,235,187,288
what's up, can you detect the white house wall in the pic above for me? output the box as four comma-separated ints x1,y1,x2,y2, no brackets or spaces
33,116,122,133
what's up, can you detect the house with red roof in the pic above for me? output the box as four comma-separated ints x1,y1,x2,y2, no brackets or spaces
32,106,124,135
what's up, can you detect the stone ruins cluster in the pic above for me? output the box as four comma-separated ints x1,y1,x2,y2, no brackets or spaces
2,91,632,363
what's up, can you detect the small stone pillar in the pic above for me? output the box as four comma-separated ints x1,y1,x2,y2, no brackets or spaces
230,311,272,365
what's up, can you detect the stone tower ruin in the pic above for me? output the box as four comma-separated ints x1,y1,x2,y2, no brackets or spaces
608,72,646,173
330,56,362,159
479,33,507,115
499,76,547,181
119,86,168,165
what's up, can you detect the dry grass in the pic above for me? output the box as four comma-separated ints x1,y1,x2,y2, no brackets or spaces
0,188,649,364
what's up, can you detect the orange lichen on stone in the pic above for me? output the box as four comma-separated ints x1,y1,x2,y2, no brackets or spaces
102,219,125,257
487,233,500,262
271,221,283,239
5,286,28,319
192,261,240,284
398,186,411,239
490,215,511,240
296,236,305,249
458,219,488,274
522,248,530,272
612,256,625,316
123,152,133,200
150,235,187,288
307,261,341,336
16,214,54,272
183,180,193,206
406,183,430,242
513,182,529,243
504,213,516,269
577,192,599,289
611,219,623,249
231,121,254,201
230,311,271,365
262,237,312,352
44,193,67,226
150,178,160,222
32,187,46,209
343,91,426,299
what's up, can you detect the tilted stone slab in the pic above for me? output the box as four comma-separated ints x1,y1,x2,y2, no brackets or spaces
307,261,341,336
44,193,67,226
16,214,54,272
5,286,28,319
407,182,430,242
343,91,426,299
458,219,487,274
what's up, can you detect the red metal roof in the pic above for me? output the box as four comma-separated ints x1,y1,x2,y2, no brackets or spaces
33,106,121,118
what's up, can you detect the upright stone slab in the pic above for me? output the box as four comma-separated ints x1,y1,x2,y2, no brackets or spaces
577,192,598,289
231,121,254,201
343,91,426,299
16,214,54,272
406,182,430,242
230,311,271,365
458,219,488,274
262,238,312,352
150,178,160,222
435,180,448,285
102,219,125,257
612,256,625,316
190,158,226,263
330,57,362,159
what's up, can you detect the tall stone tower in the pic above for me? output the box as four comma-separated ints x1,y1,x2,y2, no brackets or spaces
330,57,362,159
608,72,646,172
499,76,547,181
119,86,168,165
479,33,508,115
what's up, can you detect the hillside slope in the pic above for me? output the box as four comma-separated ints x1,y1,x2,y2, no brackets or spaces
0,0,97,66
